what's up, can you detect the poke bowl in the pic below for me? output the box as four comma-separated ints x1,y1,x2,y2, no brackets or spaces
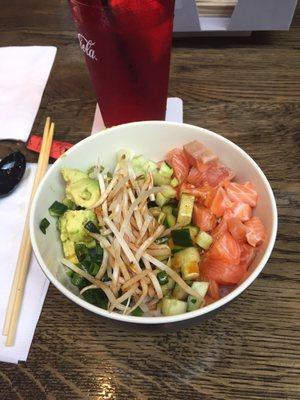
30,121,277,328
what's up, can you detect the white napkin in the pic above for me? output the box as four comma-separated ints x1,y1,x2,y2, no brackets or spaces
91,97,183,134
0,165,49,363
0,46,57,141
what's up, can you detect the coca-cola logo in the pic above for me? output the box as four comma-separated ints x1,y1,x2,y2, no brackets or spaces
78,34,97,61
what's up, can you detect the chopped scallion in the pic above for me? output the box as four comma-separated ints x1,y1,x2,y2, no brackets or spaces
39,218,50,234
84,221,100,234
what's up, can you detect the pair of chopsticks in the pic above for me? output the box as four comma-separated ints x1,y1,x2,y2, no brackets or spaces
2,117,55,346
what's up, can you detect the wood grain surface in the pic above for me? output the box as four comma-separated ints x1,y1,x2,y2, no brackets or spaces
1,1,300,399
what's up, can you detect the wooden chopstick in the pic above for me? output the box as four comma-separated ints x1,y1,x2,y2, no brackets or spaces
3,118,55,346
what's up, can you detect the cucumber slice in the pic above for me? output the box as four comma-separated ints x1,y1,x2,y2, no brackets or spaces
156,193,169,207
162,205,173,215
177,194,195,226
172,283,188,300
170,177,179,187
166,214,176,228
187,295,202,312
160,277,175,296
161,185,177,199
186,225,199,239
172,247,201,279
152,171,171,186
192,281,209,297
159,161,173,178
171,228,193,247
187,282,208,312
162,299,187,316
157,212,166,225
195,231,213,250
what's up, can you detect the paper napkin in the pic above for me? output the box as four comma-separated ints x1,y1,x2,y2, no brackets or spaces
0,164,49,364
91,97,183,134
0,46,57,141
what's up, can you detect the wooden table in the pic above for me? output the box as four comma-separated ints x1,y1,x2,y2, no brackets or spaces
1,2,299,399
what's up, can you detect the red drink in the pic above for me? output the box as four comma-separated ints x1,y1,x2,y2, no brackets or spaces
68,0,175,127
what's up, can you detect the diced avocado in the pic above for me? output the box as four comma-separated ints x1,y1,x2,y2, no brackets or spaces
161,185,177,199
63,240,78,264
172,247,201,279
61,168,87,183
162,299,187,316
160,277,175,296
59,210,98,261
166,214,176,228
172,283,188,300
177,194,195,226
61,168,100,208
152,171,171,186
156,192,169,207
162,205,173,215
65,178,100,208
195,231,213,250
170,177,179,187
159,161,173,178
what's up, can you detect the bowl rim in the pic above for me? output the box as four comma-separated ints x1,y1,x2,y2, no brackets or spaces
30,121,278,324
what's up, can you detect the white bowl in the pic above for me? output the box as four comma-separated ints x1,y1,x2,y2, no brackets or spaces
30,121,277,327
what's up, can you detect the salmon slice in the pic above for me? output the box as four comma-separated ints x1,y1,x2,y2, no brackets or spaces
244,217,266,247
230,201,252,222
210,187,233,217
225,181,258,207
205,163,235,188
193,204,217,232
209,232,241,265
179,183,210,202
227,217,248,243
183,140,218,166
211,218,228,241
187,166,207,186
239,243,256,269
201,257,245,285
166,148,189,184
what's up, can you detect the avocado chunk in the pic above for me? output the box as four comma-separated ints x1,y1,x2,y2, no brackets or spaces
61,168,100,208
62,168,87,183
59,210,98,262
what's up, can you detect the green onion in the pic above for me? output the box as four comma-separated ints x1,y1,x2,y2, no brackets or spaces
157,271,169,285
71,273,88,289
82,288,108,309
48,201,68,217
89,244,103,264
84,221,100,234
75,243,89,262
131,306,143,317
65,268,74,278
39,218,50,234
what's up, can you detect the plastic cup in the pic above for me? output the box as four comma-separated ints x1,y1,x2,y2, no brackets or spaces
68,0,175,127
